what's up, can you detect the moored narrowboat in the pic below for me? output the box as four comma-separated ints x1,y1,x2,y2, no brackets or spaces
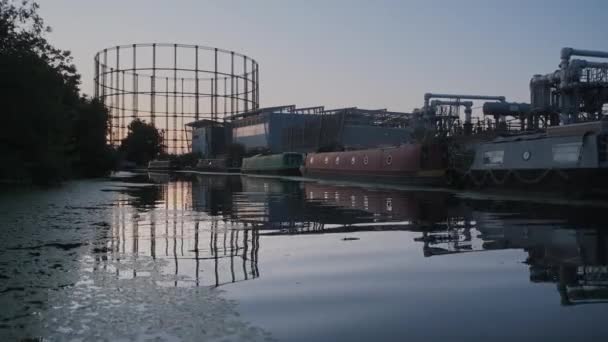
241,153,304,175
147,160,177,171
302,144,446,185
197,158,228,172
461,121,608,194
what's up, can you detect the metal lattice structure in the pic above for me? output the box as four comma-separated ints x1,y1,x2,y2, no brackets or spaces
94,43,259,154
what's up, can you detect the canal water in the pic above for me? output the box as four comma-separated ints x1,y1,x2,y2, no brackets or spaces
2,172,608,341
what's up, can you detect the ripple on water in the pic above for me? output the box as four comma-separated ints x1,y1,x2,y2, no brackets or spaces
0,178,273,341
41,255,272,341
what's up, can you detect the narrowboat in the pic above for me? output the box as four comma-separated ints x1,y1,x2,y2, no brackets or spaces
451,47,608,196
462,120,608,194
302,144,446,185
196,158,228,172
241,153,304,175
147,160,177,171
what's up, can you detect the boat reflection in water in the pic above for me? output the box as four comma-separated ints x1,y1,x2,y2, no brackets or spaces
106,172,608,306
235,175,460,232
232,175,608,306
418,217,608,306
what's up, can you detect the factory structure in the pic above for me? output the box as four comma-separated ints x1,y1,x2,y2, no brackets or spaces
95,43,608,194
188,105,412,156
94,43,259,154
94,44,608,158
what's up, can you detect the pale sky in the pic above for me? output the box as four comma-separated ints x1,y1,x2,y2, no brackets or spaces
39,0,608,113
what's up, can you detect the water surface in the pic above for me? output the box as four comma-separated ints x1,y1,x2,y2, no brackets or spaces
1,172,607,341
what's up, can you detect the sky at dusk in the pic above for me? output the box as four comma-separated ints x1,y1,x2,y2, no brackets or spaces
39,0,608,114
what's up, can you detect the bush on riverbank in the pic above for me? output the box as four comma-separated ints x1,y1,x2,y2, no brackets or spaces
0,0,116,184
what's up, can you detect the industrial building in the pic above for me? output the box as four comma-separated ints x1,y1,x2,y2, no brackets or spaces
188,105,413,157
187,120,230,157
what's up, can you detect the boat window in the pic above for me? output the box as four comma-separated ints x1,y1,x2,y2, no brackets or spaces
483,150,504,165
386,155,393,165
363,155,369,165
335,156,340,165
552,142,582,163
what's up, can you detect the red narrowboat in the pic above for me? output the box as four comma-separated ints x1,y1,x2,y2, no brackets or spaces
302,144,446,186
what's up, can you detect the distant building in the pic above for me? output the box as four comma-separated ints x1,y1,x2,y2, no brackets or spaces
229,105,412,154
187,105,412,156
186,119,230,157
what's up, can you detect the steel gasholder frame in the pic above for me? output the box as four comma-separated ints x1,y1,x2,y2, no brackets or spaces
94,43,259,154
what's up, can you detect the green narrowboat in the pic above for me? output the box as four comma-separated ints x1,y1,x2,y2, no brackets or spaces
241,153,304,175
147,160,177,171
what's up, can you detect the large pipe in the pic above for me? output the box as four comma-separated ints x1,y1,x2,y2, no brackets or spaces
569,59,608,71
424,93,506,109
561,48,608,63
430,100,473,108
482,102,531,116
430,100,473,106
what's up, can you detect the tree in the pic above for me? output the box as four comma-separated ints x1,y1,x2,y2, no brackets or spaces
120,119,163,165
1,1,76,183
0,0,114,184
69,98,117,177
0,0,80,94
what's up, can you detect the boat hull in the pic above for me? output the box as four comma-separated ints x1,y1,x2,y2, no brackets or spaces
147,160,177,172
242,168,302,176
458,124,608,196
302,144,446,186
241,153,304,176
196,159,239,173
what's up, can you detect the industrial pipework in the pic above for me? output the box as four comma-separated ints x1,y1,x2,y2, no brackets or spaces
530,47,608,124
560,48,608,91
561,47,608,65
423,93,506,135
430,100,473,135
430,100,474,108
483,102,533,131
423,93,506,109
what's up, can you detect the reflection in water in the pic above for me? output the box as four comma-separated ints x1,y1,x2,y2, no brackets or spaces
304,181,608,306
4,173,608,340
110,172,608,307
104,176,259,287
418,221,608,306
